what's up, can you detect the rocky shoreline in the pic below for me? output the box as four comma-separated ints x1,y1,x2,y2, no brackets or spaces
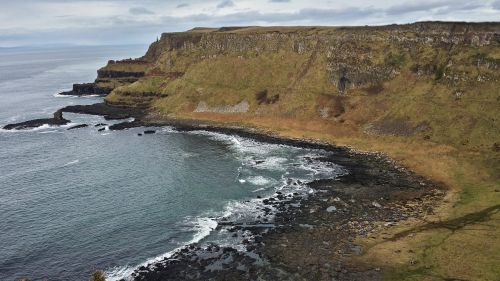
127,111,443,281
123,128,443,281
3,103,444,280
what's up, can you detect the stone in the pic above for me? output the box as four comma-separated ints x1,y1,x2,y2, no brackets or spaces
67,124,88,130
326,206,337,212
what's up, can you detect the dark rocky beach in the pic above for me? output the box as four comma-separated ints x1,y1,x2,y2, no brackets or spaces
124,131,443,281
4,103,444,281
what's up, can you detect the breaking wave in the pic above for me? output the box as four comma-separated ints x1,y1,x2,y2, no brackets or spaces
105,128,347,280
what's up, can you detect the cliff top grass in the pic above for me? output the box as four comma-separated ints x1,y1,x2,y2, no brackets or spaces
98,61,149,73
179,21,500,35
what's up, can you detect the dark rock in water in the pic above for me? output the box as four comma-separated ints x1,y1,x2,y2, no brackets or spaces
109,120,143,130
61,103,144,120
6,103,144,131
94,123,107,127
98,128,106,132
67,124,88,130
53,109,64,121
138,133,143,136
144,130,156,134
3,110,70,130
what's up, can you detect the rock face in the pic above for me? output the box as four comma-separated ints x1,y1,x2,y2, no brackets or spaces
97,21,497,150
59,83,113,96
58,59,148,97
136,22,499,93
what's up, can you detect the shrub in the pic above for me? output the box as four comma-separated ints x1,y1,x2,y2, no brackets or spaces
89,271,106,281
255,89,268,104
435,64,446,81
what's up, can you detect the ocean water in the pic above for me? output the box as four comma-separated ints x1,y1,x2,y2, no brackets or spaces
0,46,346,281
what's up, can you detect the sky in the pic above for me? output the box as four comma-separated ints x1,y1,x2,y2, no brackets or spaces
0,0,499,47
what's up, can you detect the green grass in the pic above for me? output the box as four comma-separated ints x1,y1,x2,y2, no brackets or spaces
99,61,149,73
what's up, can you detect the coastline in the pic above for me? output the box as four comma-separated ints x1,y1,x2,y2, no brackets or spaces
3,21,499,280
4,103,497,280
130,116,445,280
34,103,447,280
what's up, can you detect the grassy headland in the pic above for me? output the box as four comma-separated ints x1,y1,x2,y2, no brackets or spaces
99,22,499,280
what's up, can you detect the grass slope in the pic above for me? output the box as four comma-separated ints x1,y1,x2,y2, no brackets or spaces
102,23,500,280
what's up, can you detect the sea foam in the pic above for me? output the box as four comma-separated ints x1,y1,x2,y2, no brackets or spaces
106,128,346,280
106,217,218,281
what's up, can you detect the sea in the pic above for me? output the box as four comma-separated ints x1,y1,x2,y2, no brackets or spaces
0,45,346,281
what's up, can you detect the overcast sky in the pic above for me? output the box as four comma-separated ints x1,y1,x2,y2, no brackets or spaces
1,0,499,47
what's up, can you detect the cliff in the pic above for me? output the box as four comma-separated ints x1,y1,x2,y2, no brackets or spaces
60,22,499,281
97,22,499,151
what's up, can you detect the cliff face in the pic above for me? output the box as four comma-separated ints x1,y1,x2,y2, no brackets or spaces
100,22,499,150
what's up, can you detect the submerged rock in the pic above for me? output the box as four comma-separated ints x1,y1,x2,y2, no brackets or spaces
67,124,88,130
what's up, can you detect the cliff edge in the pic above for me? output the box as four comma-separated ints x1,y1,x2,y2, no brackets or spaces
85,22,499,280
95,22,499,151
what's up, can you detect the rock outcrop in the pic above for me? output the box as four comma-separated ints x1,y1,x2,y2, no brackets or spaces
59,83,113,96
3,110,70,130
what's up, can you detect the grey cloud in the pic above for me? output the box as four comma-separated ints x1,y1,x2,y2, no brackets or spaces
1,0,499,47
386,0,479,15
493,0,500,10
387,1,449,15
129,7,155,15
157,7,379,26
216,0,235,9
432,2,484,15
